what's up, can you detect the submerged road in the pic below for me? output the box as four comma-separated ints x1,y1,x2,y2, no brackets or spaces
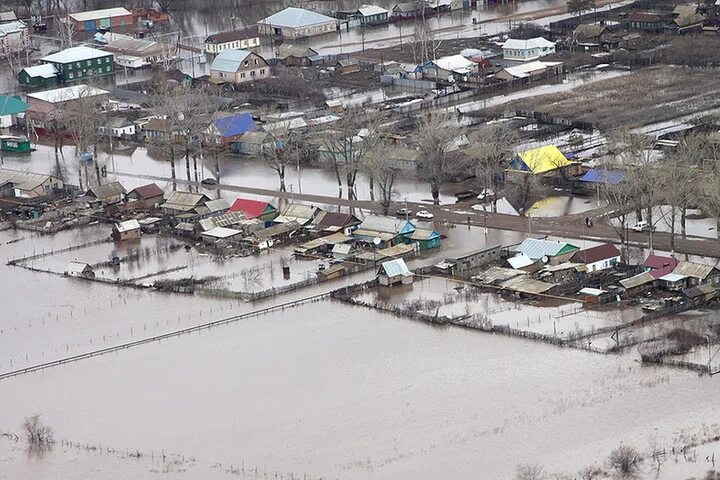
111,171,720,259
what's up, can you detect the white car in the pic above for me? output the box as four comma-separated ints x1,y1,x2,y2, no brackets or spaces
416,210,434,220
632,220,655,232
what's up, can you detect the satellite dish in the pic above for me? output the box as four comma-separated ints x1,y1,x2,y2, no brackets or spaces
541,255,549,264
373,237,382,246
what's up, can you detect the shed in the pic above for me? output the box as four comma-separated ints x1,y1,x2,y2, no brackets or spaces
316,262,348,281
404,228,440,250
126,183,164,208
378,258,413,286
201,226,243,243
87,181,126,204
112,219,141,241
682,285,718,302
658,272,688,291
439,245,502,276
65,261,94,278
619,271,655,294
334,59,360,74
673,261,720,286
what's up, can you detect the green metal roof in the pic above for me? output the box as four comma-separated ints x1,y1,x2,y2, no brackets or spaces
0,95,29,116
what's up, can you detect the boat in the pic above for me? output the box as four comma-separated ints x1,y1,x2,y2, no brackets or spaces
0,135,33,153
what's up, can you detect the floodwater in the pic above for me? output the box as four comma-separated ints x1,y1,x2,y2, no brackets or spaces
527,195,602,218
613,205,719,240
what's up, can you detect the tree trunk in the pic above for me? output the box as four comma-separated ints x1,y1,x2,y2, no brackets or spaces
369,175,375,202
669,204,676,253
93,143,101,186
193,155,199,183
278,165,286,192
213,149,219,177
185,147,191,186
681,206,687,238
431,181,440,205
170,146,177,191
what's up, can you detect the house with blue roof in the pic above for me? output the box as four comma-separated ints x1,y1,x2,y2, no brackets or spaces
0,95,29,128
209,49,270,84
258,7,337,39
353,215,416,248
579,168,624,185
207,112,259,145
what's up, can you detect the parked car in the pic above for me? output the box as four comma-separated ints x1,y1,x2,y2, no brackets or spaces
396,207,412,217
632,220,655,232
201,178,218,186
416,210,434,220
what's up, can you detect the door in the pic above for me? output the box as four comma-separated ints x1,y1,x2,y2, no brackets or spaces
85,20,96,31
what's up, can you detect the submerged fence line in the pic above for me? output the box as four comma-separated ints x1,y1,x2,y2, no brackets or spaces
0,292,331,381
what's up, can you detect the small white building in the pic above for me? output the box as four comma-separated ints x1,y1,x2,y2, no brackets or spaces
112,219,142,241
205,26,261,54
258,7,337,40
501,37,556,61
378,258,413,286
99,117,136,138
422,54,476,82
65,261,95,278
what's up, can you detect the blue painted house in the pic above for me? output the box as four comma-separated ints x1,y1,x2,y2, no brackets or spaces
403,228,441,250
353,215,416,248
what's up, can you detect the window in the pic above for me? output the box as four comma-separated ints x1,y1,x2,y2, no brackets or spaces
77,70,82,78
105,57,110,63
240,72,245,78
254,59,258,65
87,60,91,66
67,63,73,70
244,60,248,66
250,70,255,76
76,62,81,68
106,66,111,72
68,72,74,79
260,69,265,74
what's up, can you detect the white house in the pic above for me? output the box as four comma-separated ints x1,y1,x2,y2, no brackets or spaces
421,54,476,82
258,7,337,40
99,117,136,138
570,244,621,273
209,49,270,84
502,37,556,61
0,19,28,54
205,26,261,54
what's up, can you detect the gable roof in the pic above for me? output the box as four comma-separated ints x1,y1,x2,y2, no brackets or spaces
358,215,415,235
0,168,60,192
673,261,718,280
619,271,655,289
115,219,141,232
380,258,411,277
26,85,108,104
357,5,389,16
573,24,606,38
0,95,29,116
230,198,275,218
515,238,579,260
500,60,553,79
427,54,475,74
41,46,110,64
164,191,209,211
643,254,679,279
314,211,360,230
202,226,243,239
571,243,621,264
213,112,258,138
68,7,131,22
129,183,164,200
628,12,662,22
205,26,259,44
502,37,555,50
88,181,126,200
579,169,624,185
21,64,58,79
261,7,336,28
205,198,231,213
514,145,571,174
210,49,253,73
276,44,318,59
274,203,319,224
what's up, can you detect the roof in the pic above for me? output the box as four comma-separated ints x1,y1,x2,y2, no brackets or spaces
502,37,555,50
103,116,132,128
619,271,655,289
260,7,336,28
673,261,717,280
174,221,195,232
105,36,161,54
515,238,579,260
643,254,679,279
230,198,275,218
213,112,258,138
210,49,253,73
376,243,415,258
427,54,475,74
276,44,318,59
501,276,555,295
0,168,60,192
658,272,687,283
571,244,621,264
129,183,164,200
26,85,109,104
274,204,319,225
251,221,301,239
21,64,58,79
393,2,422,12
88,181,126,200
115,219,141,232
579,287,606,296
507,253,535,269
296,232,351,253
205,26,259,44
573,24,606,38
238,131,269,144
407,228,440,241
0,95,29,116
674,12,704,27
682,285,717,299
473,266,526,284
314,211,360,230
448,245,501,262
358,215,415,235
499,60,554,79
0,20,26,34
198,211,254,231
380,258,412,277
41,46,111,64
205,198,231,213
202,226,243,239
336,59,357,68
144,117,171,132
541,261,585,273
65,261,92,274
69,7,131,22
163,191,209,211
0,11,17,21
357,5,389,16
628,12,662,22
514,145,571,174
579,169,624,185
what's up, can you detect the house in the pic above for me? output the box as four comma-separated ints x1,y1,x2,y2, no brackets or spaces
0,168,63,197
276,45,319,66
101,34,174,68
25,85,109,130
378,258,413,286
628,12,664,32
98,116,136,138
112,219,141,241
273,203,320,225
495,60,563,82
619,271,656,295
421,54,476,82
435,245,502,277
229,198,278,222
207,112,259,145
657,272,688,291
578,169,624,186
126,183,164,208
391,2,426,19
643,254,679,279
570,243,621,272
0,95,29,128
232,131,274,155
313,211,361,234
507,145,573,176
86,181,126,204
334,59,360,74
64,261,95,278
143,117,173,142
353,215,416,247
356,5,390,25
245,221,301,249
204,198,231,216
514,238,579,263
672,261,720,287
258,7,337,40
67,7,134,34
0,19,28,54
209,49,270,84
573,24,607,42
205,26,261,54
18,64,59,89
39,46,114,83
201,226,243,244
672,12,704,34
501,37,556,61
295,231,351,256
404,228,441,250
162,191,210,214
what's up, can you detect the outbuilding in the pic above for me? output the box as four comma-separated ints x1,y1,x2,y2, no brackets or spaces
64,261,95,278
112,219,141,241
378,258,413,286
258,7,337,40
127,183,164,208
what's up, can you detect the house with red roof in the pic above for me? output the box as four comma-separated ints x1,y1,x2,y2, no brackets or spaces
126,183,164,209
229,198,277,222
642,254,679,279
570,243,621,273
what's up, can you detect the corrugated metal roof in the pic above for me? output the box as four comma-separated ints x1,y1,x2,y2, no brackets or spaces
274,204,319,225
88,181,126,200
473,266,526,284
213,112,258,138
673,261,717,280
129,183,164,200
502,37,555,50
199,211,255,231
65,261,92,274
0,168,59,192
115,219,140,233
202,226,242,239
357,5,389,16
0,95,29,116
501,276,555,295
515,238,578,260
210,49,252,73
359,215,415,234
514,145,571,174
164,192,209,211
659,273,687,282
42,46,111,64
682,284,717,298
380,258,411,277
579,169,624,185
205,198,231,213
206,26,259,44
571,244,621,264
252,221,301,239
22,64,58,79
643,254,679,279
408,228,439,241
26,85,108,104
579,287,606,296
507,254,535,269
619,271,655,289
261,7,336,28
69,7,131,22
230,198,274,218
427,54,475,73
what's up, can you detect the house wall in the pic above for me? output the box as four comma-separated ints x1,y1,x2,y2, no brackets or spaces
113,228,141,241
502,45,555,61
211,53,270,84
585,255,620,273
206,36,260,54
72,13,134,32
0,25,29,53
18,70,58,88
258,21,335,39
360,12,388,25
43,54,114,83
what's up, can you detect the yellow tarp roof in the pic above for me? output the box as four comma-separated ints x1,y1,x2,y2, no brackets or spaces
517,145,570,174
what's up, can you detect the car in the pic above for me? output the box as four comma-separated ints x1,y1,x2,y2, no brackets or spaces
416,210,434,220
396,207,412,217
632,220,655,233
201,178,218,186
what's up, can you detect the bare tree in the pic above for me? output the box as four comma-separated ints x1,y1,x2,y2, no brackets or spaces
23,414,54,447
514,463,545,480
469,122,519,212
260,130,302,192
602,173,635,262
607,444,641,479
367,141,400,215
415,112,462,205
